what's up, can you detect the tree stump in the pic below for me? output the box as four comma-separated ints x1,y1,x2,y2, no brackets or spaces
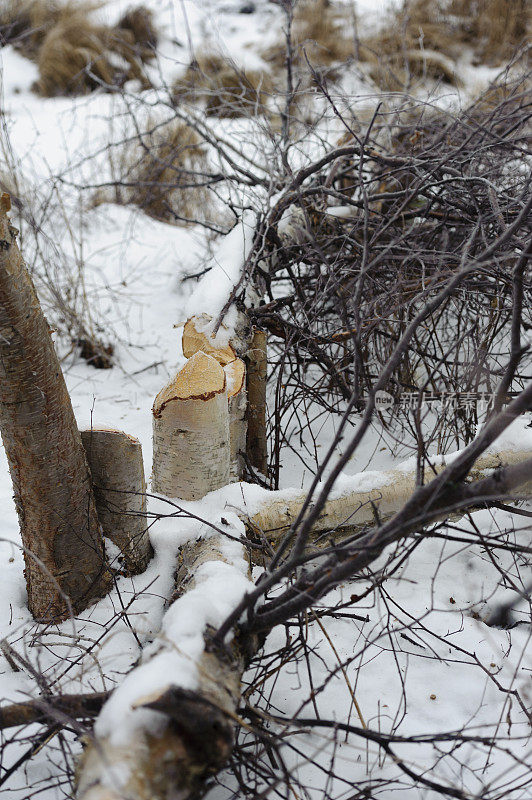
245,328,268,477
152,352,230,500
81,428,152,574
224,358,247,481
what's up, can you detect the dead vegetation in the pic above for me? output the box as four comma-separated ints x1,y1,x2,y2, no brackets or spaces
262,0,354,75
0,0,158,96
450,0,530,63
173,53,272,119
0,0,63,59
93,119,212,225
359,0,530,91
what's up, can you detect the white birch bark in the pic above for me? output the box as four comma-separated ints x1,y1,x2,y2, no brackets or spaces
80,428,152,574
152,352,230,500
75,530,250,800
246,447,532,543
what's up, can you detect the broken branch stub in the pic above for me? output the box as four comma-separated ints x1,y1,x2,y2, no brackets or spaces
224,358,247,481
80,428,152,574
0,200,110,620
152,351,230,500
246,328,268,476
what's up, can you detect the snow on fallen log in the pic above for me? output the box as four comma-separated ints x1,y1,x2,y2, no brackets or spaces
75,516,253,800
75,422,531,798
80,428,152,575
152,351,230,500
216,442,532,546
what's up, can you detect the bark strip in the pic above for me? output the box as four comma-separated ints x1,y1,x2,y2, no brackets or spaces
0,201,109,620
81,428,152,574
224,358,247,481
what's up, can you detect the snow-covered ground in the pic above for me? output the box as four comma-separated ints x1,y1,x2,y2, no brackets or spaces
0,0,530,797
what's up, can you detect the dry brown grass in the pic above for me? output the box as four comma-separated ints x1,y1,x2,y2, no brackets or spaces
0,1,158,96
360,0,530,90
36,11,117,96
359,0,463,90
173,53,272,118
93,120,211,225
450,0,530,63
0,0,66,59
262,0,354,73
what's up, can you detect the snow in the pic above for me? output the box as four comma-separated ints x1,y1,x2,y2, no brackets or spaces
95,518,253,748
185,209,257,342
0,0,530,797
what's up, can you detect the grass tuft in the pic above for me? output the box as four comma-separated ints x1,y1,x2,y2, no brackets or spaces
0,1,157,96
93,119,212,225
360,0,530,91
173,53,272,118
262,0,354,73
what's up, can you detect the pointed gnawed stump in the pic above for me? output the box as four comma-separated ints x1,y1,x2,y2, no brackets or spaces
182,315,236,365
152,352,230,500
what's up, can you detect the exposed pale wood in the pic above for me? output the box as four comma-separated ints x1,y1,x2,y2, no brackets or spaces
245,328,268,476
182,315,236,365
0,202,110,620
224,359,247,481
75,535,250,800
152,352,230,500
81,428,152,574
153,350,226,413
246,448,532,544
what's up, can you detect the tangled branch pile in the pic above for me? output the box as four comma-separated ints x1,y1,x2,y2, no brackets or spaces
238,70,532,479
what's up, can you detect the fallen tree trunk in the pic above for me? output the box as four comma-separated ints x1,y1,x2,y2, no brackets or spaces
74,441,532,799
245,447,532,545
75,525,252,800
0,197,110,620
80,428,152,574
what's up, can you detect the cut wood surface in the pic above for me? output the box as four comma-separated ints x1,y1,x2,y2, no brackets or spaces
181,315,236,365
81,428,152,574
75,528,251,800
245,447,532,544
224,358,247,481
152,351,230,500
0,201,109,620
